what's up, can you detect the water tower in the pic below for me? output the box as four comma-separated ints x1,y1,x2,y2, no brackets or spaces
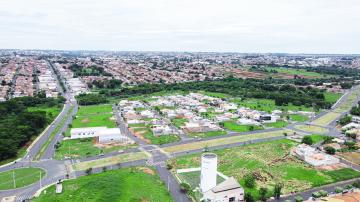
200,153,217,192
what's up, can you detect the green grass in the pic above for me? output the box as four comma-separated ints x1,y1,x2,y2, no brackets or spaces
289,114,309,122
324,92,342,104
307,134,327,144
266,67,326,78
294,125,328,134
72,114,116,128
171,118,187,128
130,125,180,145
54,138,135,160
200,91,231,99
0,168,46,190
35,106,74,160
188,130,227,138
312,112,341,126
231,98,313,113
222,121,263,132
27,106,62,122
264,120,288,128
77,104,113,116
34,167,172,202
169,139,360,200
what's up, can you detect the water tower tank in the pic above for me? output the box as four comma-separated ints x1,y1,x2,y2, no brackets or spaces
200,153,217,192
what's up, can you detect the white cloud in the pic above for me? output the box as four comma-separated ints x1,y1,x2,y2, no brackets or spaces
0,0,359,53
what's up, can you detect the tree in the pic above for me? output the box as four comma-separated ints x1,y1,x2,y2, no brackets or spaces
244,174,256,188
179,183,191,193
301,136,313,145
273,183,283,199
259,187,268,201
244,192,254,202
324,146,336,155
85,167,93,175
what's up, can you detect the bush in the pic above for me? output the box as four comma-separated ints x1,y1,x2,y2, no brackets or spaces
312,192,321,198
85,167,93,175
273,183,283,199
244,192,254,202
352,180,360,188
345,184,353,190
302,136,313,145
259,187,268,201
319,190,328,197
179,183,191,193
335,187,343,193
294,196,303,202
244,174,256,188
324,146,336,155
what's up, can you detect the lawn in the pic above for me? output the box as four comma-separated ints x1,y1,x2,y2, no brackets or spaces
222,121,263,132
34,167,172,202
27,106,62,122
72,114,116,128
264,120,288,128
54,138,135,160
0,168,46,190
76,104,113,116
266,67,326,78
289,114,309,122
163,129,292,154
169,139,360,200
294,125,328,134
231,98,313,113
188,130,227,138
324,92,342,104
312,112,341,126
308,134,327,144
130,125,180,145
171,118,188,128
72,152,150,171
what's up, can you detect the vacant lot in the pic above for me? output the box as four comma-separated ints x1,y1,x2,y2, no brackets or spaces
324,92,342,104
163,129,292,154
308,134,328,144
54,138,134,160
188,130,227,138
289,114,309,122
77,104,113,116
264,121,288,128
222,121,263,132
231,98,313,113
0,168,46,190
337,152,360,165
72,152,150,171
294,125,328,134
27,106,62,122
267,67,326,78
312,112,341,126
130,125,180,145
170,139,360,199
72,114,116,128
34,167,173,202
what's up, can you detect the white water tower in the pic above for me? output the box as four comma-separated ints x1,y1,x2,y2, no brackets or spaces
200,153,218,192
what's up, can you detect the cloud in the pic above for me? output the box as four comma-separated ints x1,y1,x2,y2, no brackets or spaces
0,0,359,53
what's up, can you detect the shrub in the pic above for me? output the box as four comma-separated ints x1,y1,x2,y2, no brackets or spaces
259,187,268,201
312,192,321,198
345,184,353,190
324,146,336,155
352,180,360,188
273,183,283,199
85,167,93,175
180,183,191,193
294,196,303,202
244,174,256,188
244,192,254,202
302,136,313,145
319,190,328,197
335,187,343,193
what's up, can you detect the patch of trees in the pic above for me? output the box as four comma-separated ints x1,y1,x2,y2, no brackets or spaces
338,115,352,125
69,64,112,77
87,79,122,89
76,93,108,105
0,96,65,161
101,77,334,110
350,106,360,116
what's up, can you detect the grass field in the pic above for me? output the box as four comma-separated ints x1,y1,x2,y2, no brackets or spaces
222,121,263,132
171,118,187,128
200,91,231,99
54,138,135,160
308,134,327,144
34,167,173,202
72,114,116,128
163,129,292,154
188,130,227,138
294,125,328,134
267,67,326,78
130,125,180,145
0,168,46,190
289,114,309,122
231,98,313,113
337,152,360,165
76,104,113,116
27,106,62,122
72,152,150,171
324,92,342,104
169,139,360,200
264,120,288,128
312,112,341,126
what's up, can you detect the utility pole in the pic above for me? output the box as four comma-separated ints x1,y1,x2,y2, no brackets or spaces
13,170,16,189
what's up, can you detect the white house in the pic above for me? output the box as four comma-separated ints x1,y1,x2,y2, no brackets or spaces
95,128,131,144
202,177,244,202
70,127,107,139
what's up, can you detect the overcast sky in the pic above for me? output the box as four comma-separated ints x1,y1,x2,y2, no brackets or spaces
1,0,359,53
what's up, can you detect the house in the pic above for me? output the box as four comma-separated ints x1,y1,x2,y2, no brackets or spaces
94,128,132,144
259,114,279,123
236,118,261,126
151,125,176,136
70,127,107,139
202,177,244,202
352,116,360,124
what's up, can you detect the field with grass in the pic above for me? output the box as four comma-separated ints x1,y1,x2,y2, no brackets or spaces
163,129,292,154
72,114,116,128
34,167,173,202
264,120,288,128
200,91,231,99
171,118,187,128
267,67,326,78
72,152,149,171
130,125,180,145
76,104,113,116
169,139,360,200
188,130,227,138
222,121,263,132
294,125,328,134
54,138,135,160
311,112,341,126
289,114,309,122
27,106,62,122
324,92,342,104
231,98,313,113
308,134,327,144
0,168,46,190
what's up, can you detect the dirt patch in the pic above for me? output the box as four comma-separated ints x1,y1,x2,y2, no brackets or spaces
139,167,155,175
316,163,345,171
129,128,151,143
81,118,90,123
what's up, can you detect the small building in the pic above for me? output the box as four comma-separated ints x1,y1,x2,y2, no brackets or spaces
293,144,340,167
95,128,131,144
70,127,107,139
202,177,244,202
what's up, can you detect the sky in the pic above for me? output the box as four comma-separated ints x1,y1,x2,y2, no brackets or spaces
0,0,360,53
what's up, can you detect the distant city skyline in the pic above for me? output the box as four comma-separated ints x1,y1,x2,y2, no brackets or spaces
1,0,360,54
